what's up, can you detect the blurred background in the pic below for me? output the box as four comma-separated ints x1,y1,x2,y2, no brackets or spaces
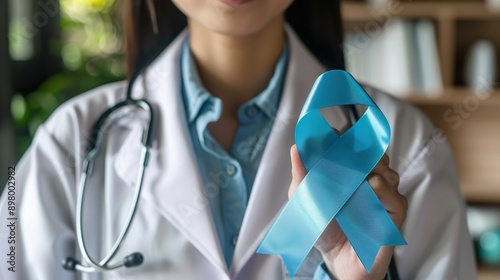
0,0,499,278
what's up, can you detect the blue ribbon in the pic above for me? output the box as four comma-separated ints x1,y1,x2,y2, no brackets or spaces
257,70,406,278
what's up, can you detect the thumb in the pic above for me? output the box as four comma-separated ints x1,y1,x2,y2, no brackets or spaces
289,144,307,198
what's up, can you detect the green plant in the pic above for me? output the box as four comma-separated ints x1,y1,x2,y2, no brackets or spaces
11,0,125,155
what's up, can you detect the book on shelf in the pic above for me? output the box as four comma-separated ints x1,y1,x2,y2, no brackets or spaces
345,19,443,98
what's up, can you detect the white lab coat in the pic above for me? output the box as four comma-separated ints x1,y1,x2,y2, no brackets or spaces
0,26,476,280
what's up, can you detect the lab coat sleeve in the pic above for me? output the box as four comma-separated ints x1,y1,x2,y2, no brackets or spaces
396,134,477,279
0,124,78,280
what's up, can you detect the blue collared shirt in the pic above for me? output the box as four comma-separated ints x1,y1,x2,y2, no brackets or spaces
181,40,288,268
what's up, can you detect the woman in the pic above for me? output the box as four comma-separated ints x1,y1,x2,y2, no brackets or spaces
0,0,476,279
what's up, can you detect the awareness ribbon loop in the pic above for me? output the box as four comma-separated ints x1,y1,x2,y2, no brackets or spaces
257,70,406,278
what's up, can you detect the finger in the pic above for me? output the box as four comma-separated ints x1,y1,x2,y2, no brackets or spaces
291,145,307,180
383,169,400,192
289,145,307,198
371,167,400,193
381,154,390,166
371,155,390,174
370,159,399,192
368,174,408,227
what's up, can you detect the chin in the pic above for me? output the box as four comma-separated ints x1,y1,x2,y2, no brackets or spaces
174,0,292,37
201,13,283,37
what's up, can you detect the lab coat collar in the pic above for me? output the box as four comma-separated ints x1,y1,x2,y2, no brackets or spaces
114,29,228,276
113,25,328,278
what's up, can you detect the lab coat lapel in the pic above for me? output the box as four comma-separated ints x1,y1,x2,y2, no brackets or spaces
230,26,327,276
113,31,228,276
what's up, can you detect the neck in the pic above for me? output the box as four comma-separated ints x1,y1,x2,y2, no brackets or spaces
188,16,285,113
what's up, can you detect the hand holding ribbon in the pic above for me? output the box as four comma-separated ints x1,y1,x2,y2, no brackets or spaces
257,70,407,278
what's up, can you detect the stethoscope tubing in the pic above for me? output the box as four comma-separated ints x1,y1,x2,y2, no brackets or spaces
75,146,150,271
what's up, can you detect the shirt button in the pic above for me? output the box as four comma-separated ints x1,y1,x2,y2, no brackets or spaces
245,106,258,118
225,163,236,176
232,235,239,246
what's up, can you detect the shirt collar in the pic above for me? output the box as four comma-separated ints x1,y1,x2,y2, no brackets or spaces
181,39,289,123
181,39,212,122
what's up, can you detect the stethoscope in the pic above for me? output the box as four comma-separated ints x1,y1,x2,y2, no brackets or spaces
61,58,157,272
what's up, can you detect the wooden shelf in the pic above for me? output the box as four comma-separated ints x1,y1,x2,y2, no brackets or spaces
342,2,500,21
462,182,500,204
403,88,500,105
412,101,500,204
479,266,500,280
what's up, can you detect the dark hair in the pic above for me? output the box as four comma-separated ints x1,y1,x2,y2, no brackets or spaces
123,0,345,78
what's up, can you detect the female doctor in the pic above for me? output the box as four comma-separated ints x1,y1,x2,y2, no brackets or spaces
0,0,476,279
